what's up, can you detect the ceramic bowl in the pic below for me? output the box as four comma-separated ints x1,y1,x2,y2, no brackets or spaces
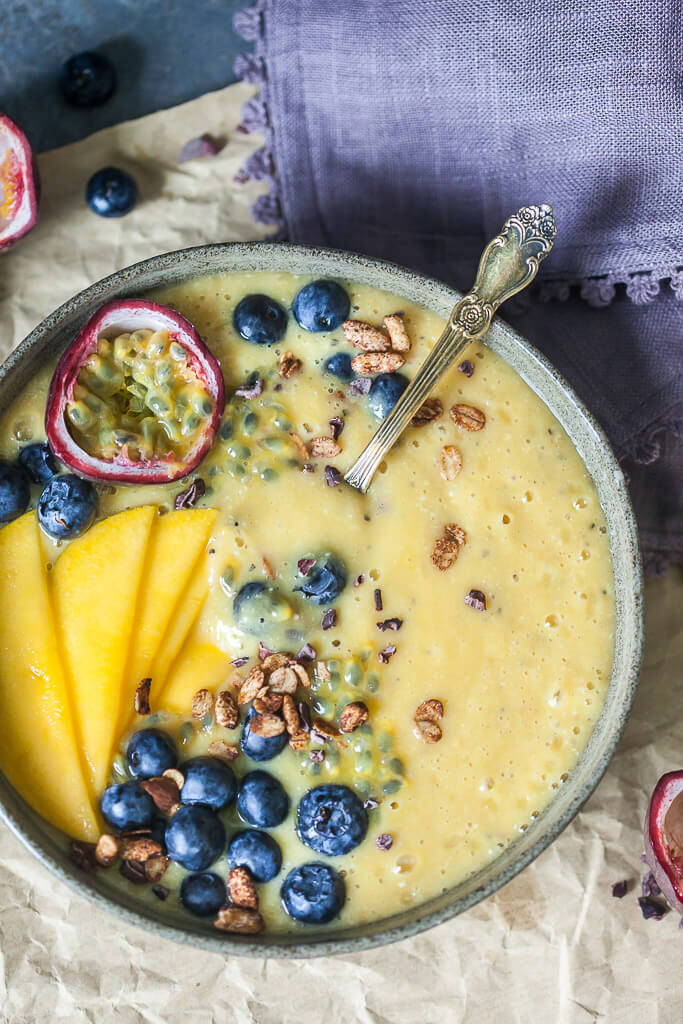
0,243,643,956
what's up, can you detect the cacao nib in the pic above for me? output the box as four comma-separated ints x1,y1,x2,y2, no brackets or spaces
152,884,170,900
374,588,383,611
376,833,393,850
231,656,249,667
329,416,345,440
637,896,668,920
348,377,372,396
353,574,365,587
325,465,342,487
611,880,628,898
458,359,475,377
235,374,264,400
70,839,98,872
465,588,487,611
309,749,325,763
119,860,148,885
321,609,337,630
175,478,206,509
297,642,317,663
377,617,403,631
302,463,315,474
378,644,397,664
297,558,316,577
364,797,380,810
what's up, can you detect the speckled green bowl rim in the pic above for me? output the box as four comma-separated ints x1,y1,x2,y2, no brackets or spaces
0,242,643,958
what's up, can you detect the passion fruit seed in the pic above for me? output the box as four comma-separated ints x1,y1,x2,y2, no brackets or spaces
65,328,216,466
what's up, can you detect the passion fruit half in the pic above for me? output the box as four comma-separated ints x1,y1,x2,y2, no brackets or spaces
46,300,225,484
644,770,683,917
0,114,39,251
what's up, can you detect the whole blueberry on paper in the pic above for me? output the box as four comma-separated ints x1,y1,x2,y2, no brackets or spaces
86,167,138,217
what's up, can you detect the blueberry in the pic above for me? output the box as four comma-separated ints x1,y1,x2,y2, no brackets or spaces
228,829,282,882
292,280,350,333
101,781,156,831
296,784,368,856
86,167,138,218
180,756,238,810
323,352,354,381
165,804,225,871
0,461,30,524
237,770,290,828
149,815,168,852
37,474,97,539
241,707,288,762
368,372,410,420
60,52,117,107
127,729,178,780
233,294,287,346
232,581,293,636
296,556,346,605
281,862,346,924
18,443,58,485
180,871,226,917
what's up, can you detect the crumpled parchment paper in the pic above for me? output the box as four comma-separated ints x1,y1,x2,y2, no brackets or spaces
0,82,681,1024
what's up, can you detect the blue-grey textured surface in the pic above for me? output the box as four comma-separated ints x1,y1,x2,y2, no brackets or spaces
0,0,245,152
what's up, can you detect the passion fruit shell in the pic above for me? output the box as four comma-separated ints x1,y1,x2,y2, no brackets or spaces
0,114,39,251
46,299,225,484
644,770,683,916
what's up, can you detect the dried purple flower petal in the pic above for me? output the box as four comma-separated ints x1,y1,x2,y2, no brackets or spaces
230,656,249,667
178,133,221,163
465,588,487,611
364,797,380,810
235,375,264,399
302,462,315,474
376,833,393,850
348,377,372,396
174,478,206,509
297,642,316,663
637,896,668,920
329,416,345,440
321,609,337,630
611,880,628,899
374,588,383,611
378,645,397,664
297,558,316,577
458,359,475,377
377,617,403,632
353,574,365,587
309,749,325,764
641,872,662,899
258,641,275,660
325,465,342,487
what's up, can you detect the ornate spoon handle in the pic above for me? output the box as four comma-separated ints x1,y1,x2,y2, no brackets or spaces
344,204,557,493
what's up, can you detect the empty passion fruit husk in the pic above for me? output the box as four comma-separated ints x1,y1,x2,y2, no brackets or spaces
0,113,39,251
644,770,683,917
46,299,225,484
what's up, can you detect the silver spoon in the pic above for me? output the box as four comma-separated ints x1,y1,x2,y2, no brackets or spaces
344,204,557,493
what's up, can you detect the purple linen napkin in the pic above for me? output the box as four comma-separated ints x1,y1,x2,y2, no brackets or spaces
235,0,682,569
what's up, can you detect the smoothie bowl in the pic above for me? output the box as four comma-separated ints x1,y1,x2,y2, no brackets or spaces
0,243,642,956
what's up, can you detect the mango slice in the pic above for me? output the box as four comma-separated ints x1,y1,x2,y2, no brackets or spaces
53,506,155,795
117,508,216,734
159,641,232,715
0,513,98,840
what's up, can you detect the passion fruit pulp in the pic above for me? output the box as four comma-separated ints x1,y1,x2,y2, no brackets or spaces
644,770,683,917
46,300,225,484
0,114,39,251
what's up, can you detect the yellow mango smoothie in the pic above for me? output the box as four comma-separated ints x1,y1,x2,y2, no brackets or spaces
0,270,615,934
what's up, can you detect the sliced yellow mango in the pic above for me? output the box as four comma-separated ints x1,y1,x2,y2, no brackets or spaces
0,513,99,841
117,508,216,734
158,641,232,714
53,506,155,795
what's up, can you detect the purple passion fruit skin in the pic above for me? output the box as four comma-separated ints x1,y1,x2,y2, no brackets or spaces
45,300,225,484
0,114,39,251
644,770,683,917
